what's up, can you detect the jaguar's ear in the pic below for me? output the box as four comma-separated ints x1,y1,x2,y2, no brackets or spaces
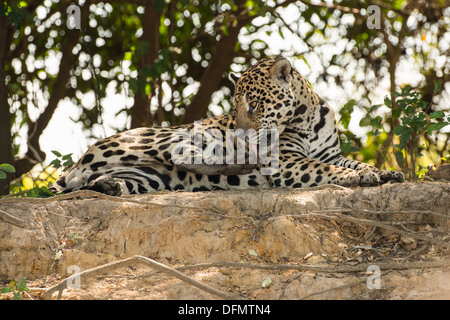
269,58,293,84
229,73,240,86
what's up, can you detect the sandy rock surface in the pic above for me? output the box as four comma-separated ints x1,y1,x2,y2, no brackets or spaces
0,182,448,300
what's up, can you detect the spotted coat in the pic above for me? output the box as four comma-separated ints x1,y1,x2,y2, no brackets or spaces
50,58,404,195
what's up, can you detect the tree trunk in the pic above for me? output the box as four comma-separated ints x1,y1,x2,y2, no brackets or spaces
180,25,242,124
129,0,161,129
180,0,255,125
13,3,84,178
0,8,13,195
375,10,401,170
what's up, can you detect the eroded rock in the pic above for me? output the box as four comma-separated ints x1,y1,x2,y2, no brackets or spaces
0,182,448,299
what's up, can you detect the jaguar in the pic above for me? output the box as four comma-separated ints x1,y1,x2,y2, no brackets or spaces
50,58,404,196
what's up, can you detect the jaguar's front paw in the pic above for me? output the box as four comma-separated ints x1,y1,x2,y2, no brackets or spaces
87,177,123,196
358,171,381,186
380,170,405,184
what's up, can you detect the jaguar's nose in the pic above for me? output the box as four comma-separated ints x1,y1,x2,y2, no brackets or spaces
236,113,259,131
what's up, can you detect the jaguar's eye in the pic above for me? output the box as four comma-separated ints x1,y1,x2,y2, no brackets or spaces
248,101,259,113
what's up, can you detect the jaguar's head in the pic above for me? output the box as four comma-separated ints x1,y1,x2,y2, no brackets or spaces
230,58,296,134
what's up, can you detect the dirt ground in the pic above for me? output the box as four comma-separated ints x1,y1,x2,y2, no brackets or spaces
0,181,449,300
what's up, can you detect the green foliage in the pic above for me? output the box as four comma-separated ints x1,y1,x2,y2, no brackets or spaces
1,277,30,300
359,104,384,138
7,152,69,197
9,175,55,198
2,0,449,195
319,0,449,172
1,0,31,29
0,164,15,180
49,151,75,171
386,84,450,180
5,151,72,198
6,0,310,154
340,132,361,157
339,99,361,157
22,185,54,198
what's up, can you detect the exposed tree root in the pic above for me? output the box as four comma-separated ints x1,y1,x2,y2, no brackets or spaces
44,255,241,300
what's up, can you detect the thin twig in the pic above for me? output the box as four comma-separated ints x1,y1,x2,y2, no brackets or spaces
43,255,240,300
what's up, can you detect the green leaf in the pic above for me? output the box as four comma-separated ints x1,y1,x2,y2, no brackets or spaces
300,55,311,71
0,171,6,179
393,125,409,136
430,111,445,119
369,104,383,112
339,99,355,129
370,116,382,128
433,80,441,94
359,116,371,127
0,163,15,173
62,153,73,160
26,186,54,198
341,141,351,155
16,278,29,292
384,96,392,108
392,108,401,119
394,125,412,146
128,78,138,93
51,150,62,157
418,101,428,110
222,24,229,36
343,99,355,109
428,122,449,134
395,150,404,167
400,117,411,126
49,159,61,169
144,82,152,96
124,51,133,61
392,0,403,10
63,159,75,169
401,85,411,94
1,287,12,294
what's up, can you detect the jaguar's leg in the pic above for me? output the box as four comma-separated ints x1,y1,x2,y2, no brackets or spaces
80,166,170,196
270,152,380,188
330,156,405,184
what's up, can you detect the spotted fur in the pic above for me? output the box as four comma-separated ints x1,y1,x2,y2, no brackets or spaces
230,58,404,188
50,58,404,196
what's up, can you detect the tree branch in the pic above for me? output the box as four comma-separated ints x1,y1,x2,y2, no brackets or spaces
129,0,161,128
44,255,241,300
